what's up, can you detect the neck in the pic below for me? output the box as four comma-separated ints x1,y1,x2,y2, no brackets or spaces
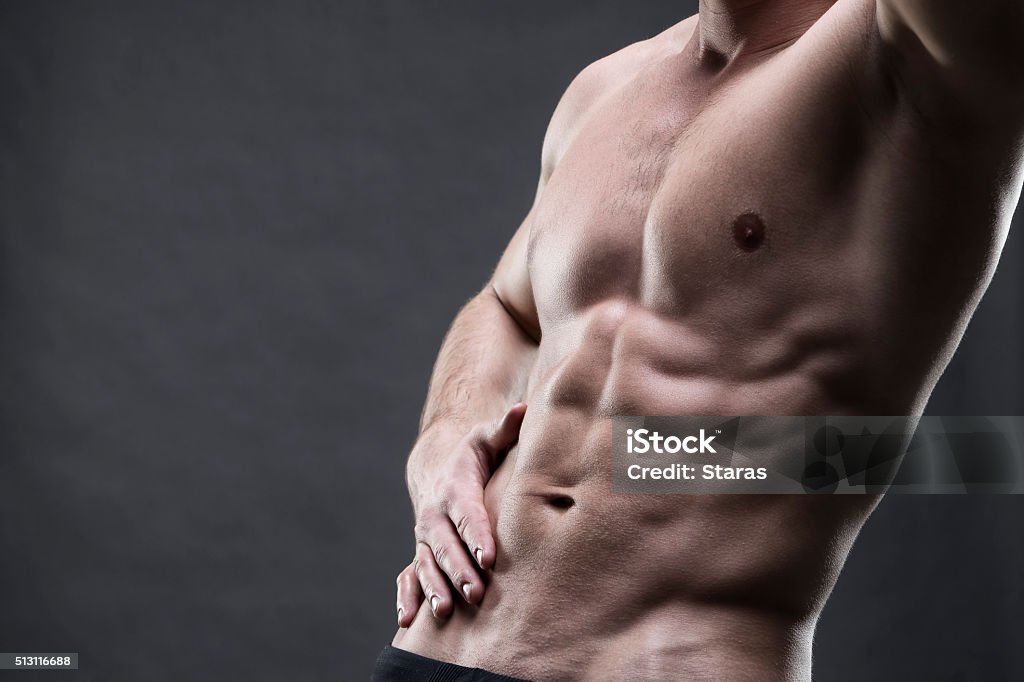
696,0,835,65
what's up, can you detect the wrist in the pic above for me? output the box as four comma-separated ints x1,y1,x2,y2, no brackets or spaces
405,420,468,499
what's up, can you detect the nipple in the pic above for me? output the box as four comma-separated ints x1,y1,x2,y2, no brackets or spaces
732,212,766,252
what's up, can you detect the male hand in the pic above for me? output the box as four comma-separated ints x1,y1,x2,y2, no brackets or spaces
395,403,527,627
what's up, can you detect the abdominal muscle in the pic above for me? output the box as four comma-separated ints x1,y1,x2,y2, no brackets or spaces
393,349,881,681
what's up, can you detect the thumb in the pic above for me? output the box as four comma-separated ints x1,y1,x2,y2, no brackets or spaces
483,402,527,453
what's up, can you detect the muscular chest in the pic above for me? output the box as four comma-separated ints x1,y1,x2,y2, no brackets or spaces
527,40,871,325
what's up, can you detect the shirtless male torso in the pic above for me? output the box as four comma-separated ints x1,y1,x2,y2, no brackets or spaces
387,1,1024,679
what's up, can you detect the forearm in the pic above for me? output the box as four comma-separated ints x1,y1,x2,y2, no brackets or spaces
409,285,538,488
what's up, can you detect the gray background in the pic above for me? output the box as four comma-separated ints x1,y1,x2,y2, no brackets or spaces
0,1,1020,680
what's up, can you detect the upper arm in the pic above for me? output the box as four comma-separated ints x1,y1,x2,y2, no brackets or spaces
876,0,1024,115
490,52,633,341
490,208,540,342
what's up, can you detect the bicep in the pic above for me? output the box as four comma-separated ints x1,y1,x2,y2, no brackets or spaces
490,204,540,343
487,53,623,341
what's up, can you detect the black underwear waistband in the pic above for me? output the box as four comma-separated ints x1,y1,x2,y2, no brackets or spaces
372,645,530,682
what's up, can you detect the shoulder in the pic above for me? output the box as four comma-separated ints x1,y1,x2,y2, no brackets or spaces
539,17,698,184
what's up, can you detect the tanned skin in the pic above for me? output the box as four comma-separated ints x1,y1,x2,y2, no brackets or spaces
390,1,1024,679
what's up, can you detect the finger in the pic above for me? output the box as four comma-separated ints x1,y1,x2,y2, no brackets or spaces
483,402,527,452
447,490,496,572
414,542,453,618
395,563,423,628
421,511,484,603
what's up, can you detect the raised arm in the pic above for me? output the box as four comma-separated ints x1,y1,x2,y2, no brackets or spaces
876,0,1024,113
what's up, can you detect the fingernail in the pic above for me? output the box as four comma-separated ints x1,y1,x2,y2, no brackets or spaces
462,583,472,600
475,548,483,566
430,595,440,614
397,607,404,625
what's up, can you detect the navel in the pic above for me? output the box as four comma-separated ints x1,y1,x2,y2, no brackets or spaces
732,212,766,252
546,494,575,511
